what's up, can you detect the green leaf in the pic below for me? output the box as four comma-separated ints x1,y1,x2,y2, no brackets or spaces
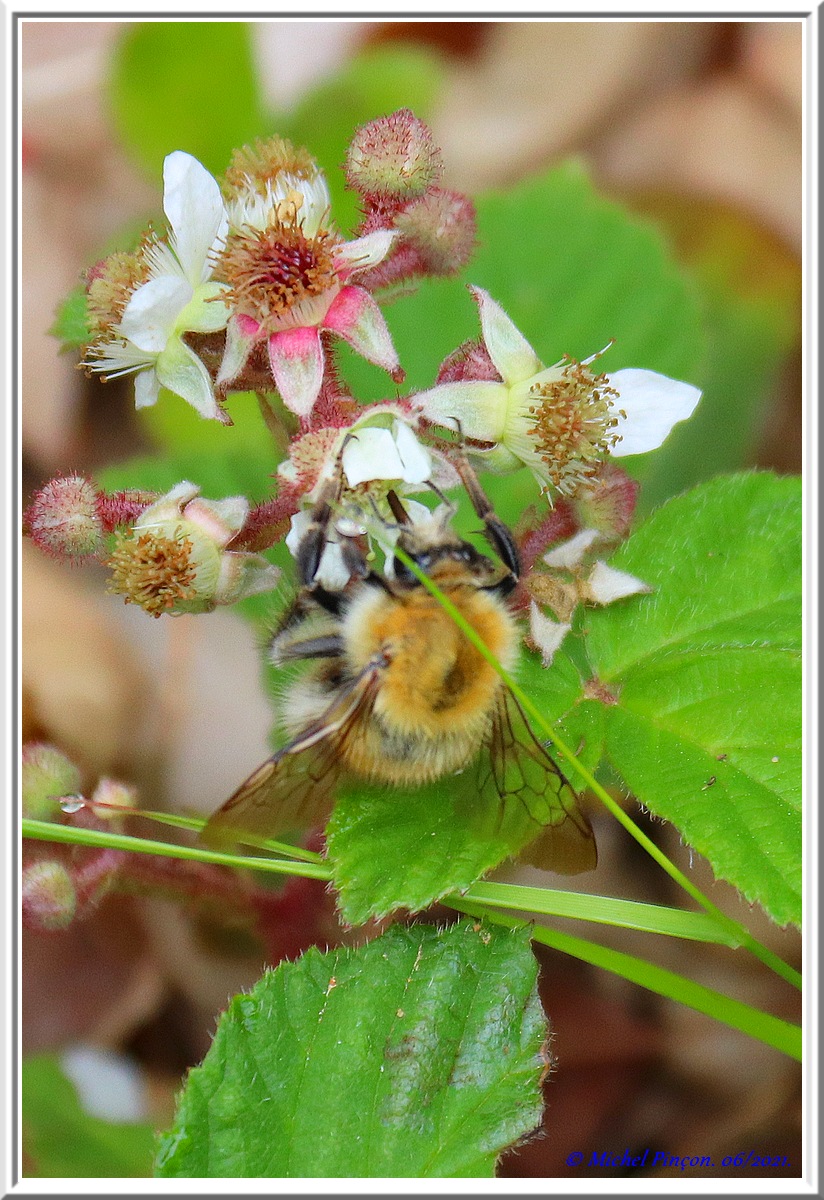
282,45,446,232
582,472,801,927
109,22,266,177
342,160,705,400
155,921,545,1178
327,772,551,928
619,195,801,512
23,1055,154,1178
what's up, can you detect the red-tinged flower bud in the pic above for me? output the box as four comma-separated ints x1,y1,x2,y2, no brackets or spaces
22,743,82,820
571,463,640,542
25,475,105,563
394,188,476,275
435,338,501,386
90,777,137,819
22,860,77,930
345,109,442,200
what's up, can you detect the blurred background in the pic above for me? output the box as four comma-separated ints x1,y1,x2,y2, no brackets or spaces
21,18,803,1179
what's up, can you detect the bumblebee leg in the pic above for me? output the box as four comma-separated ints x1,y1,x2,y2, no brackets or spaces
270,632,344,666
454,455,521,584
292,463,369,609
294,471,342,588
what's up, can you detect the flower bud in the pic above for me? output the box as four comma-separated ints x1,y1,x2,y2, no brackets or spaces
345,109,442,200
91,778,137,820
435,338,500,386
22,860,77,930
571,463,640,541
25,475,105,562
394,189,476,275
22,743,82,820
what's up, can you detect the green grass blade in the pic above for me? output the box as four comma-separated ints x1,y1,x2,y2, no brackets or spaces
461,881,741,946
21,819,330,882
114,805,325,864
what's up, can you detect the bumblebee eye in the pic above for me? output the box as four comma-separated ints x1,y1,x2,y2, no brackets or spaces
417,552,433,570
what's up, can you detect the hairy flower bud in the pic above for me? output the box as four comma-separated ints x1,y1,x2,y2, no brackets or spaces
91,778,137,820
571,463,640,541
394,189,476,276
22,860,77,930
22,743,82,820
25,475,105,563
345,109,442,200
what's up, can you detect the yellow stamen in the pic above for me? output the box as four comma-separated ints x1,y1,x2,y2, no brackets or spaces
107,528,197,618
526,361,623,494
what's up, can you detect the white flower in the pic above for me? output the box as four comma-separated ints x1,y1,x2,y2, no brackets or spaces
282,412,436,590
226,163,332,238
528,602,572,667
215,154,402,419
108,482,279,617
415,286,702,493
86,153,231,421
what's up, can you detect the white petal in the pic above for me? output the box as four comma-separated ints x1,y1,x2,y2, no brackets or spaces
133,367,160,410
543,528,601,570
294,170,332,237
585,560,652,605
285,510,312,557
334,229,398,275
163,151,228,286
529,602,572,667
184,495,249,546
392,420,432,484
381,499,432,577
119,276,192,353
136,482,200,529
414,380,509,443
215,553,280,604
607,369,702,457
470,286,542,386
342,428,405,487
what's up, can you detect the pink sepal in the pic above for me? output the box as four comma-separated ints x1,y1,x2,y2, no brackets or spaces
268,327,324,418
323,285,404,382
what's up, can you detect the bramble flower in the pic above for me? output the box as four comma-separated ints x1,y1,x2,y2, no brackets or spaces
107,483,279,617
84,153,231,421
280,407,437,590
414,287,702,495
214,136,403,419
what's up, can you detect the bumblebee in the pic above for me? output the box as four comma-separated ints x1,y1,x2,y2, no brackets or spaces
205,457,596,874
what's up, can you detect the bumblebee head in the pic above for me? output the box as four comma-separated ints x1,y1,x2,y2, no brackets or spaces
390,505,498,590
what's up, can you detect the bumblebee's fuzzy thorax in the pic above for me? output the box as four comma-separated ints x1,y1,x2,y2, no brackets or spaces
332,578,518,784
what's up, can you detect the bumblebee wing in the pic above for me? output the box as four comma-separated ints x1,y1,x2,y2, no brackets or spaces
478,689,597,874
202,661,381,849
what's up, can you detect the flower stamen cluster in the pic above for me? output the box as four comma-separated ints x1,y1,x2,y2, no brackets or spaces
525,361,623,494
108,527,198,617
217,220,340,335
